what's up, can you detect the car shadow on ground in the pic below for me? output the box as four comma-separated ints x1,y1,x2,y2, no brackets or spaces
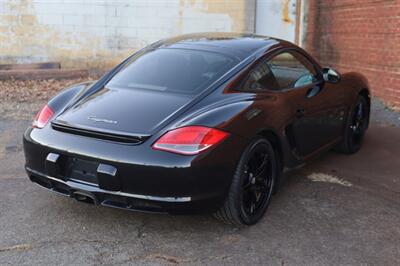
31,123,398,226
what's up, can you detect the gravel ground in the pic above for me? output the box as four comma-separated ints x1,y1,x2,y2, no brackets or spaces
0,80,399,265
0,79,87,120
371,98,400,127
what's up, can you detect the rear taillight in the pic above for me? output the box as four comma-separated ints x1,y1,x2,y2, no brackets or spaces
32,104,54,128
152,126,229,155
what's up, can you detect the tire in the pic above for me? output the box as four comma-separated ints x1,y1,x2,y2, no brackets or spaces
214,137,277,226
335,95,369,154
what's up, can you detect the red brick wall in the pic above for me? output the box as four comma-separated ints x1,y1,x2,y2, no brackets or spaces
304,0,400,108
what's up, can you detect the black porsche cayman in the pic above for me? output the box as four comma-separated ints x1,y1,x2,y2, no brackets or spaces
24,33,370,225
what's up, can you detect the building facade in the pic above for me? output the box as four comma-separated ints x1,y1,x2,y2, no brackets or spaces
0,0,257,68
0,0,399,107
303,0,400,108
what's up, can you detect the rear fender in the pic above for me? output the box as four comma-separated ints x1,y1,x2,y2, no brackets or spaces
47,81,95,116
177,100,253,131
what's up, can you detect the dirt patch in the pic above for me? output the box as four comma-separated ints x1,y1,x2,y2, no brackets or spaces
0,244,32,253
0,78,95,120
0,78,91,103
307,172,352,187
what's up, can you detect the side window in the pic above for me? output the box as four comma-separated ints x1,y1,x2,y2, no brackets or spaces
269,52,317,89
242,51,318,92
243,60,281,91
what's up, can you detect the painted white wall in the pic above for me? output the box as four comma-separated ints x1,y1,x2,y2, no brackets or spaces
255,0,297,42
0,0,241,66
31,0,233,48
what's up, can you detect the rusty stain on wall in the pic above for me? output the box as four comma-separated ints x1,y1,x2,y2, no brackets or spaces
282,0,294,23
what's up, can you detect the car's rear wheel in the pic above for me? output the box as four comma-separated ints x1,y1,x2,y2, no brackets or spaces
335,95,369,154
214,137,277,226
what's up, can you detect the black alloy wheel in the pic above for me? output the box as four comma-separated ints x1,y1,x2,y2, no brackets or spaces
335,95,369,154
350,98,368,146
215,137,277,226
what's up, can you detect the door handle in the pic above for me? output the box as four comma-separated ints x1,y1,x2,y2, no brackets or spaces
306,85,321,98
296,108,305,118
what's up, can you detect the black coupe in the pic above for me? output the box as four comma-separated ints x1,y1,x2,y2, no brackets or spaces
24,33,370,225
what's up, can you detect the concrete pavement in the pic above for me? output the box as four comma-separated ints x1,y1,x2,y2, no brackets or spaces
0,101,399,265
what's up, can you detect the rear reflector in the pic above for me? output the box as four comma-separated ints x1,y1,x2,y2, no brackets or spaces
152,126,229,155
33,104,54,129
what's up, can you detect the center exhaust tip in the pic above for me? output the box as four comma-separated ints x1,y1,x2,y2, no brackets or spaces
72,191,97,205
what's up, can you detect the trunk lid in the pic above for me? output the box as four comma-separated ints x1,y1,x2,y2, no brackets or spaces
53,86,192,137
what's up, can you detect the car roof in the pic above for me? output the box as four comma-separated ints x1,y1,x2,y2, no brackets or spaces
154,32,294,60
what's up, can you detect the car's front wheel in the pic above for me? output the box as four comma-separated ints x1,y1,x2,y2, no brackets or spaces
214,137,277,226
335,95,370,154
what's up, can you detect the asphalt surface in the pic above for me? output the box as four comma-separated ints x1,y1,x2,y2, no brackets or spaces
0,100,399,265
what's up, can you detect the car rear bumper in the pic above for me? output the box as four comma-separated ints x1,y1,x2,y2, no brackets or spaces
23,126,247,214
26,167,221,214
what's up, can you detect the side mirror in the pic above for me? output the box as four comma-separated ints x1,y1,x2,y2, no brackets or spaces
322,67,341,84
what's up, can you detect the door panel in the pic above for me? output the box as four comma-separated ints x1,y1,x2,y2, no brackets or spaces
290,82,347,156
240,48,347,158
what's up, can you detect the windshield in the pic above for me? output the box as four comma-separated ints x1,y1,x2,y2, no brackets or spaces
107,48,238,94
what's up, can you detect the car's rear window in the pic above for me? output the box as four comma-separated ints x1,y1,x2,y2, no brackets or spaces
106,48,238,94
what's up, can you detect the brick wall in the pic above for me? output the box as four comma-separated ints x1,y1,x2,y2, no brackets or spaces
303,0,400,108
0,0,255,69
